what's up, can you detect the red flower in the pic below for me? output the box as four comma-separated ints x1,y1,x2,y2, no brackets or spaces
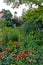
6,48,9,52
20,52,28,58
13,41,18,46
0,54,3,59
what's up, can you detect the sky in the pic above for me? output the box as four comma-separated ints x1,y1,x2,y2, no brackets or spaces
0,0,38,17
0,0,29,17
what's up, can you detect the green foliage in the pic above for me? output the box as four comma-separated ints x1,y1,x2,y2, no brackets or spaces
21,7,43,45
0,34,43,65
22,7,43,23
2,27,18,42
21,0,43,6
2,9,12,20
22,7,43,32
2,27,23,43
5,20,13,27
0,25,43,65
1,9,14,27
0,18,6,28
0,1,43,65
4,0,43,8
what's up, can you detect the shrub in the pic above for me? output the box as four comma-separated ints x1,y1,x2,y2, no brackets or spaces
0,18,6,28
21,7,43,46
2,27,22,43
5,20,13,27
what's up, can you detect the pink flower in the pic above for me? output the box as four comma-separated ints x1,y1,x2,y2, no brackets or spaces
10,53,16,57
0,13,4,18
0,54,3,59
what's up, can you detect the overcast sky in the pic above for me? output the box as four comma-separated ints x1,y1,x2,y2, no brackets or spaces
0,0,38,17
0,0,29,17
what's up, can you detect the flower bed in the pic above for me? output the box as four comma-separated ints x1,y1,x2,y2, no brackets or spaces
0,39,43,65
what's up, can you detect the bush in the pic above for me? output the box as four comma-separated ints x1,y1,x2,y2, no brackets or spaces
0,37,43,65
0,18,6,28
5,20,13,27
21,7,43,46
2,27,22,43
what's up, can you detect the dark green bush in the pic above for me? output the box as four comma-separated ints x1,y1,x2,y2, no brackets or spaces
21,7,43,46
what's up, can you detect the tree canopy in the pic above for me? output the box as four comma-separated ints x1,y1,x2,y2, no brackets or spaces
4,0,43,8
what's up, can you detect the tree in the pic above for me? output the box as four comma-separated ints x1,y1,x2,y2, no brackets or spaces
2,9,12,20
4,0,43,8
1,9,13,27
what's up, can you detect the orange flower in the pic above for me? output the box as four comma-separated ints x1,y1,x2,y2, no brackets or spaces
13,41,18,46
0,40,4,43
